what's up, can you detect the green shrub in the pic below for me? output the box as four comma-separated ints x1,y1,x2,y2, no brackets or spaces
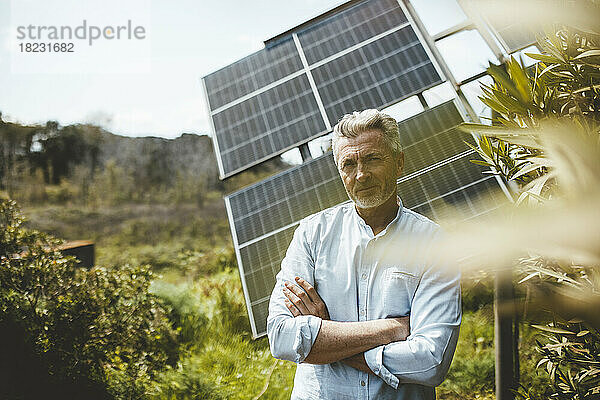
462,278,495,312
0,197,177,399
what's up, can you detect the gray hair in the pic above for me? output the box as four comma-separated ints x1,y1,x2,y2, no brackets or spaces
331,109,402,165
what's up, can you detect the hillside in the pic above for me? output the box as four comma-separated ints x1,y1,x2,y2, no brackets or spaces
0,113,286,205
0,114,217,188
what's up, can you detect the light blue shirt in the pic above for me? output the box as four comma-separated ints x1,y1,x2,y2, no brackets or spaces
267,199,461,399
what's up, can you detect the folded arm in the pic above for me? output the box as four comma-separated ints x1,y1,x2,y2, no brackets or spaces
363,262,462,388
270,274,409,364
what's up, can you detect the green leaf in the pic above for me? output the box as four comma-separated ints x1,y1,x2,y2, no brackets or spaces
574,49,600,59
480,96,509,114
524,262,580,286
489,88,530,115
573,83,600,94
510,162,543,181
536,358,549,369
526,53,561,65
507,56,533,104
539,63,562,78
470,159,493,167
460,124,543,150
486,62,523,101
532,325,576,335
518,272,539,284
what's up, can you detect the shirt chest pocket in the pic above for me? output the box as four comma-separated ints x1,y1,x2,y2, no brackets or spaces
379,268,419,318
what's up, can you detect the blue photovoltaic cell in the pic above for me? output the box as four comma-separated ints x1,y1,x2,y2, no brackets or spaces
398,153,492,211
227,152,347,245
398,101,470,175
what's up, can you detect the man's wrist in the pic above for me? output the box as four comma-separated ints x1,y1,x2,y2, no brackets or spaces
385,316,410,343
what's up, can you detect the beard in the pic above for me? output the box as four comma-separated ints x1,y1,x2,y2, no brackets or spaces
347,179,397,209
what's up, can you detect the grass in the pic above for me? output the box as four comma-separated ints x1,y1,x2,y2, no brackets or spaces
150,270,296,400
22,197,234,276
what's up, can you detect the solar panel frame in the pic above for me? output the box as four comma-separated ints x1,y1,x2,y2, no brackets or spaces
456,0,537,54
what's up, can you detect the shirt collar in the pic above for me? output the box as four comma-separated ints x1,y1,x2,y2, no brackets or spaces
352,196,404,238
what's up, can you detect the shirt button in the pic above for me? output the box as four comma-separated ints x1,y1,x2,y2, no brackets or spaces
360,380,366,386
361,273,367,280
360,310,366,317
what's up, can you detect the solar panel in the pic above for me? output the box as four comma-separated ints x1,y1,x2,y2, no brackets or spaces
203,37,303,111
212,74,327,175
312,25,442,125
225,100,509,337
296,0,408,65
489,21,537,54
202,0,444,178
398,100,470,175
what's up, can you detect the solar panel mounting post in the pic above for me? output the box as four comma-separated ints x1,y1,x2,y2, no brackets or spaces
455,0,508,63
417,93,429,110
495,269,518,400
299,143,312,162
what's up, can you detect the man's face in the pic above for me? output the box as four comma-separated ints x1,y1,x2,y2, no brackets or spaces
336,129,404,210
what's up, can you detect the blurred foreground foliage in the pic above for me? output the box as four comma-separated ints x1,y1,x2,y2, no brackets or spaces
464,13,600,399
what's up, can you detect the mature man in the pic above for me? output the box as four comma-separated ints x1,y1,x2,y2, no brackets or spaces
267,109,461,399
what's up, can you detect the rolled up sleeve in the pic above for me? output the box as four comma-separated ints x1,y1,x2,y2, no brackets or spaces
365,262,461,388
267,219,322,363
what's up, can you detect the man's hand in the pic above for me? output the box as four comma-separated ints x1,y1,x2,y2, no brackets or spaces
341,353,374,374
283,277,330,320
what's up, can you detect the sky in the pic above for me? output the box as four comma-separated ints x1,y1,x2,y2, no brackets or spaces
0,0,509,140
